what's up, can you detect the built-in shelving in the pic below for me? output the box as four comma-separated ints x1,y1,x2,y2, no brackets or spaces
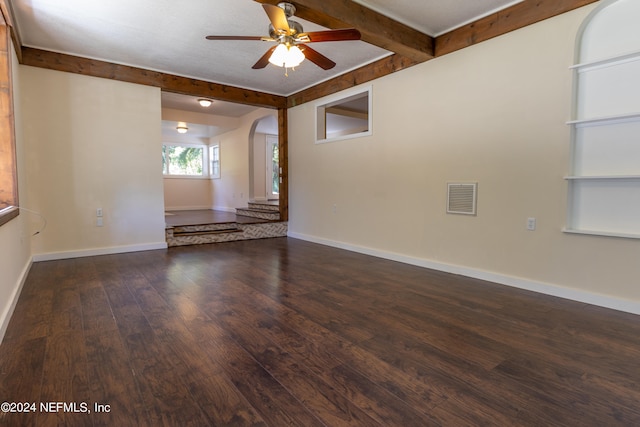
564,175,640,180
570,49,640,72
563,228,640,240
566,112,640,127
566,39,640,239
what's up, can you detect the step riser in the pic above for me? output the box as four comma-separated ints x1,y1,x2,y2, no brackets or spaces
236,209,280,220
173,224,239,234
248,202,279,212
166,222,287,247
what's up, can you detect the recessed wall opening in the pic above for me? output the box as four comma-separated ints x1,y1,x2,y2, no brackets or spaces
316,86,372,144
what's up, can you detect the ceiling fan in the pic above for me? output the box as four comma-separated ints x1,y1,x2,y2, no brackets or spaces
205,2,361,71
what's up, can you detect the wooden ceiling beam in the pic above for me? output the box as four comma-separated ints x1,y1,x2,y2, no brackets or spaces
435,0,600,56
288,54,418,108
253,0,434,62
20,47,287,109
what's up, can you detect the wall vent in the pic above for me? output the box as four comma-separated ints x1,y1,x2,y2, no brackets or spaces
447,182,477,215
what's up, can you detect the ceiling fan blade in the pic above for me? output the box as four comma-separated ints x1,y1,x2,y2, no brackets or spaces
263,4,290,35
300,28,361,43
252,46,278,69
300,45,336,70
206,35,272,41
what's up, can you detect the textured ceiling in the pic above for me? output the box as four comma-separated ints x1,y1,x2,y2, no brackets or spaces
11,0,523,134
12,0,523,97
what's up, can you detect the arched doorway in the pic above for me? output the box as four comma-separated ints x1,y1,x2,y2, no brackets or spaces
248,114,279,203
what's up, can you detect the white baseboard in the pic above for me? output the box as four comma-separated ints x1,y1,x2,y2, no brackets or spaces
0,258,33,344
287,231,640,316
32,242,168,262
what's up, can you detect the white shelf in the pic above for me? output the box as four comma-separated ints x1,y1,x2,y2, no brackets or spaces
566,112,640,127
564,175,640,180
563,228,640,240
571,50,640,72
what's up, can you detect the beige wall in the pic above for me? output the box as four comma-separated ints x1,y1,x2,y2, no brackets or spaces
212,109,275,211
20,66,166,259
1,44,32,340
163,178,212,210
253,132,268,201
288,5,640,313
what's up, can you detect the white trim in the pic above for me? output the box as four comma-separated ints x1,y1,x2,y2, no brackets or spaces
566,112,640,127
0,258,33,344
32,242,168,262
563,228,640,240
287,231,640,315
571,49,640,72
564,175,640,180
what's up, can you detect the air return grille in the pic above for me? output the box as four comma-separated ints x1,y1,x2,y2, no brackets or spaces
447,182,477,215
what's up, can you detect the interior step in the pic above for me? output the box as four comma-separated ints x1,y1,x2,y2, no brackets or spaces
173,228,241,237
236,206,280,220
248,201,279,212
172,223,239,234
166,221,287,247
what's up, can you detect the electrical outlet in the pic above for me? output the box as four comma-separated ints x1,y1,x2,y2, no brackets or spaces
97,217,104,227
527,217,536,231
96,208,103,217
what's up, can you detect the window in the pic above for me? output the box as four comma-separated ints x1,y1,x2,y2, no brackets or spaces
565,0,640,238
162,144,204,177
0,20,19,226
316,86,372,143
266,135,279,197
210,144,220,179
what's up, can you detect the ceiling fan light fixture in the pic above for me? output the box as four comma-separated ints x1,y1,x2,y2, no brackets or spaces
198,99,213,107
268,43,305,68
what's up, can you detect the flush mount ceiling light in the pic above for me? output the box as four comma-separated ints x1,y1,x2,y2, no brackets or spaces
198,99,213,107
176,122,188,134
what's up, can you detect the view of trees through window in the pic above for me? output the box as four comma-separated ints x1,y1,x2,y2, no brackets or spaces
162,145,203,176
271,143,279,194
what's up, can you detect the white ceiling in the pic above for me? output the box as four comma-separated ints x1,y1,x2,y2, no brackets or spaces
12,0,523,96
353,0,524,36
11,0,522,133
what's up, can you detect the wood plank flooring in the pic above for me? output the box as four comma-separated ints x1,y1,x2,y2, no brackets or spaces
2,237,640,426
164,210,271,228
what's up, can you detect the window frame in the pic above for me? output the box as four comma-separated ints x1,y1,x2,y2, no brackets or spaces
209,143,220,179
0,18,19,227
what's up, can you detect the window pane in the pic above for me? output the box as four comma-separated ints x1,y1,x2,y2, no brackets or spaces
271,142,279,194
210,145,220,179
164,145,203,175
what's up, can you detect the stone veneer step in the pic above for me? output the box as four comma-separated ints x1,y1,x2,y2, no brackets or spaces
236,207,280,221
248,201,280,212
166,221,287,247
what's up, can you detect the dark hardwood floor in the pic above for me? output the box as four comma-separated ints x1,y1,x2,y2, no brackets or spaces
164,209,271,227
2,237,640,426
